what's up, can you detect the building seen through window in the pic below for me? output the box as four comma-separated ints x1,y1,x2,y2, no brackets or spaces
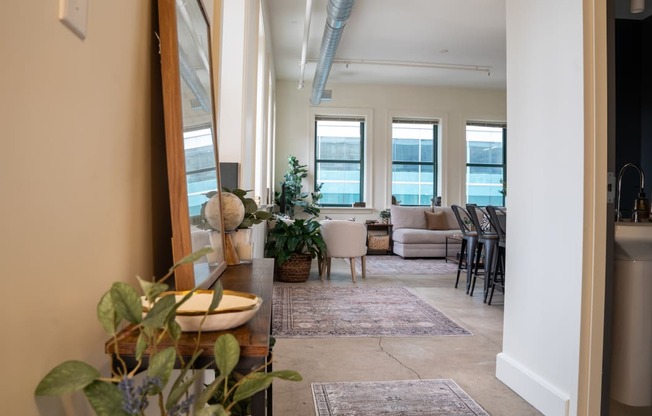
466,123,506,206
315,118,364,206
392,120,438,205
184,127,218,216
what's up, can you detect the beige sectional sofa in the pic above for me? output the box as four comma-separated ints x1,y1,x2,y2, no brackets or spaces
390,205,462,258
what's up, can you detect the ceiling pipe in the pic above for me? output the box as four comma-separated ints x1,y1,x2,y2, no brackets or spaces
311,0,355,105
297,0,313,90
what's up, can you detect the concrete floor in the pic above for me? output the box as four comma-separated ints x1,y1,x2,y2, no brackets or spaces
271,258,542,416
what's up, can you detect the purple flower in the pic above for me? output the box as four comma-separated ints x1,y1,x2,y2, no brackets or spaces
118,376,164,415
168,394,195,416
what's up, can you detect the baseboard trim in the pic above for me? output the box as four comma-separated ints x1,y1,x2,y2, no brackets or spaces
496,352,571,416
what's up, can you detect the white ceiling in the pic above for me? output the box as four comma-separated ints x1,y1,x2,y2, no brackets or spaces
266,0,652,92
267,0,507,90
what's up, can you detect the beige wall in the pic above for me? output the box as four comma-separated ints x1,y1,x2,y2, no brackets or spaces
274,80,506,219
0,1,170,414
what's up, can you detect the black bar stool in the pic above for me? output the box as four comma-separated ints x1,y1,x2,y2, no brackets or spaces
485,205,506,304
466,204,500,299
451,205,480,293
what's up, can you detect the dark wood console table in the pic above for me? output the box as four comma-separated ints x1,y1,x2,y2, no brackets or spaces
105,258,275,415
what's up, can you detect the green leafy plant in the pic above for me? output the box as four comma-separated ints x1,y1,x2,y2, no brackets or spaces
35,248,301,416
222,187,273,229
265,218,326,266
379,209,391,220
274,156,322,219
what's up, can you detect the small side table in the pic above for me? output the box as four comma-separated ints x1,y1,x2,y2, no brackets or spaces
445,234,463,263
366,223,393,255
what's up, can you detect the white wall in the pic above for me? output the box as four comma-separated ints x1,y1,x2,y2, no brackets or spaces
218,0,246,167
497,1,586,415
0,1,165,414
274,81,506,219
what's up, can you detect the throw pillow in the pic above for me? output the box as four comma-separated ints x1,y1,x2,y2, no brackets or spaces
424,211,446,230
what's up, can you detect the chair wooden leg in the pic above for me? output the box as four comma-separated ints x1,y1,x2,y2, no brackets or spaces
327,257,332,277
349,257,356,283
318,255,324,280
361,255,366,279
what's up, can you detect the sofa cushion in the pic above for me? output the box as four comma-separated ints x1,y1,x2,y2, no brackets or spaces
434,206,461,230
390,205,429,230
424,211,446,230
393,228,455,245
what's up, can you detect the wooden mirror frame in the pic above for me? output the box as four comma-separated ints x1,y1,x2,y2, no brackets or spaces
158,0,226,290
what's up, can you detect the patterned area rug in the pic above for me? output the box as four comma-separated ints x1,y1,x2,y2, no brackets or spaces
272,286,471,337
345,256,458,275
312,379,489,416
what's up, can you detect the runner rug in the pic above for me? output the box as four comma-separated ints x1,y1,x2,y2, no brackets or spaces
312,379,489,416
272,286,471,337
344,256,458,275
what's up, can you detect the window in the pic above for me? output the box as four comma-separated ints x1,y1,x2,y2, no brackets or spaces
391,119,438,206
184,126,218,217
465,122,506,206
314,116,365,206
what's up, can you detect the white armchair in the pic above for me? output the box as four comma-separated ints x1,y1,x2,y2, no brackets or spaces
319,220,367,282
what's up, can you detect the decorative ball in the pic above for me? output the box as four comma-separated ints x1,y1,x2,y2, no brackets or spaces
205,192,245,232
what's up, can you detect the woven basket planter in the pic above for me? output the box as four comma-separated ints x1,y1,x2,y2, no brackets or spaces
277,253,313,282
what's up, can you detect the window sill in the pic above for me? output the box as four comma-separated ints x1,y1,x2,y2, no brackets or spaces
320,207,375,215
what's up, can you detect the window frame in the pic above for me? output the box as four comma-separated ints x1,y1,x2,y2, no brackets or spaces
390,118,439,206
465,121,507,206
309,108,373,210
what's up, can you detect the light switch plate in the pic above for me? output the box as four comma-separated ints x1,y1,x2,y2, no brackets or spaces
59,0,88,39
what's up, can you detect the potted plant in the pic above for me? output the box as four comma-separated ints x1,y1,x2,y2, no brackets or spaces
222,188,273,262
34,248,301,415
265,217,326,282
275,156,323,219
380,209,391,224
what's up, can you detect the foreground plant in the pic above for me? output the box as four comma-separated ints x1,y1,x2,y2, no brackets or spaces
35,248,301,415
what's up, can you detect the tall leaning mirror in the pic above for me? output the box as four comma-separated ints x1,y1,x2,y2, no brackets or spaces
158,0,226,290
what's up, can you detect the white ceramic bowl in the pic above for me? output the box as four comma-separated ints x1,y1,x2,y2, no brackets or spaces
142,290,262,332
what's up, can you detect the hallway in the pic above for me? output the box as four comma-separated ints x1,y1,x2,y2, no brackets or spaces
271,258,541,415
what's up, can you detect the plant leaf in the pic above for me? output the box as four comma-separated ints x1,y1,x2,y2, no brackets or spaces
239,218,253,228
110,282,142,324
208,282,223,312
83,380,130,416
243,198,258,213
167,320,182,340
173,288,199,312
194,374,226,410
135,332,148,361
165,369,204,410
166,350,204,408
146,347,176,392
141,294,176,329
169,247,213,272
137,275,169,301
97,290,118,335
214,334,240,377
266,370,303,381
232,188,248,198
232,373,273,403
195,404,229,416
255,211,273,220
35,361,100,396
